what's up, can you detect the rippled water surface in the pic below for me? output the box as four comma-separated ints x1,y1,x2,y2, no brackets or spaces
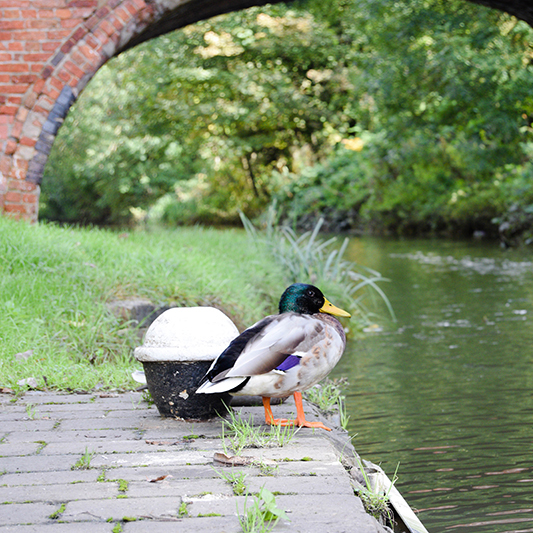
332,238,533,533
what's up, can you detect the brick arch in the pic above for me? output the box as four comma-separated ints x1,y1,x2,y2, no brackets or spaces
0,0,277,221
1,0,532,222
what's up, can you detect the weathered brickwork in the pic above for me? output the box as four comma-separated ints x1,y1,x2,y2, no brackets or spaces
0,0,271,221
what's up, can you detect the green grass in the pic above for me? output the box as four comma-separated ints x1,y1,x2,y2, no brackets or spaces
304,378,348,412
241,208,395,332
238,487,289,533
1,215,388,392
354,457,399,524
216,469,248,495
304,378,351,430
221,408,298,456
0,217,287,391
71,447,95,470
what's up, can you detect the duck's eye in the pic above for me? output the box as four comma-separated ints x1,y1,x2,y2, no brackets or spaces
307,289,315,297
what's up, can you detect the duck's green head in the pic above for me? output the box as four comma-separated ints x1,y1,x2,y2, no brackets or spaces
279,283,351,317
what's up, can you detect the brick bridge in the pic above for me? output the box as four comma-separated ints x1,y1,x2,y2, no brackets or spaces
1,0,532,222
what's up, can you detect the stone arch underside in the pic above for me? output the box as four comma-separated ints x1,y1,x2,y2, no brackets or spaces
0,0,532,222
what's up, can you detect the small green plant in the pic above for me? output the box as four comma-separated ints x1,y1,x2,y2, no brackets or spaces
238,487,289,533
178,501,189,517
71,447,94,470
255,460,279,477
304,378,348,411
221,408,297,455
34,440,47,454
337,396,350,431
304,378,351,430
112,523,123,533
49,503,66,520
97,469,106,482
25,403,37,420
216,469,248,495
141,390,154,405
115,478,129,496
354,457,399,524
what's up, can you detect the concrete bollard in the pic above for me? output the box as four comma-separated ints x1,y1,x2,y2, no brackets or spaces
134,307,239,419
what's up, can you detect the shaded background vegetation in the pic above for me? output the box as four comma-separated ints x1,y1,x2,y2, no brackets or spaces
41,0,533,244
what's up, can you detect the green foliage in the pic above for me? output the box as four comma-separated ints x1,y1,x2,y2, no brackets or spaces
42,3,354,226
241,209,394,331
276,0,533,239
221,407,298,455
0,217,289,390
238,487,289,532
40,0,533,241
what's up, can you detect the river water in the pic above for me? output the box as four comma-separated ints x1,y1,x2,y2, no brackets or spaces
332,237,533,533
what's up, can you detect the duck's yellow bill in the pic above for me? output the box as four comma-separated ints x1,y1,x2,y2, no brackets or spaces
320,298,351,318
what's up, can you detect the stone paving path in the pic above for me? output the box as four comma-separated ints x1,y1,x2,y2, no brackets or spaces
0,391,389,532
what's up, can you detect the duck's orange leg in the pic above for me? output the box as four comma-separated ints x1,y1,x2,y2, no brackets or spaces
262,393,331,431
293,392,332,431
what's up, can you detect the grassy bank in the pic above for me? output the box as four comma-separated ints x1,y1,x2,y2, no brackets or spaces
1,216,388,393
0,217,289,392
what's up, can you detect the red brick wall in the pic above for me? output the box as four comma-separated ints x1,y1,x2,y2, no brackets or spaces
0,0,272,222
0,0,159,221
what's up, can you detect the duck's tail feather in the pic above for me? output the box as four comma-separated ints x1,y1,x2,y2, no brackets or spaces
195,377,247,394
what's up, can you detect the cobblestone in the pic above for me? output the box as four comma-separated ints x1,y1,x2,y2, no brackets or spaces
0,391,390,532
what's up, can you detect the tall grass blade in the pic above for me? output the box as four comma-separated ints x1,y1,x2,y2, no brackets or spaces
240,208,395,330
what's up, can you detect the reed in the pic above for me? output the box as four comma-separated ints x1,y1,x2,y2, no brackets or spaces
240,207,394,330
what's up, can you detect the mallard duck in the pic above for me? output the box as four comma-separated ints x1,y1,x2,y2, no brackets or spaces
196,283,350,431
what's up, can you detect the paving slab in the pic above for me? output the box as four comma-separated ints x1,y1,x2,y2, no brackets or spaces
0,524,113,533
0,391,397,532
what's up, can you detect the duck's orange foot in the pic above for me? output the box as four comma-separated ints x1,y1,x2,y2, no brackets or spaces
262,394,332,431
267,417,297,426
298,420,332,431
266,417,332,431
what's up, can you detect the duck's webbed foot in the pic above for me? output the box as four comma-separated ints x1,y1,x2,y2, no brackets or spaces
262,394,332,431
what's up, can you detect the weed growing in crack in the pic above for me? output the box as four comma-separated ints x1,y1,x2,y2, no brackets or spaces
49,503,66,520
238,487,289,533
71,447,94,470
215,469,248,496
221,408,298,455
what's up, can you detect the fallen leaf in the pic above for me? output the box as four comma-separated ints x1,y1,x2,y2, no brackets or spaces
149,474,173,483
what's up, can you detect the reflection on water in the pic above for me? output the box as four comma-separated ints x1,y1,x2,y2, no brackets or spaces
332,237,533,533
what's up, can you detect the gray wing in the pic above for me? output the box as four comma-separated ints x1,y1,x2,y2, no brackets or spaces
225,314,326,378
